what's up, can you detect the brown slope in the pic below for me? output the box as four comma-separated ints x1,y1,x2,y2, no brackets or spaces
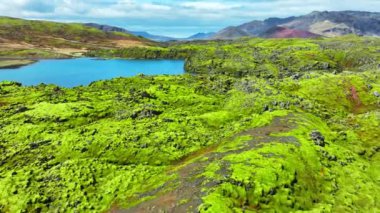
260,26,321,38
0,16,155,58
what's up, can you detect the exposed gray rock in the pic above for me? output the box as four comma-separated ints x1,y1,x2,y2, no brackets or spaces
328,155,337,161
291,73,301,80
310,130,325,147
263,104,269,112
132,109,163,119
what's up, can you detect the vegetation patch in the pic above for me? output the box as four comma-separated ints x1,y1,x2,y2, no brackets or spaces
0,35,379,212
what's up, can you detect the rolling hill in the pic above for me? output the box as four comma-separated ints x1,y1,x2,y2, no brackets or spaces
0,17,154,58
214,11,380,39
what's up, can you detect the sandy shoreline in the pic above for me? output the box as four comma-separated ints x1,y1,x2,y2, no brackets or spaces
0,59,37,69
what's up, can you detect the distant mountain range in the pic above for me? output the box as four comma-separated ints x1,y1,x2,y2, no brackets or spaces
186,32,216,40
84,23,215,42
213,11,380,39
84,23,174,41
87,11,380,41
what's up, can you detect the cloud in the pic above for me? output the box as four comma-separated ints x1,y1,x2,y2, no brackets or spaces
180,2,240,11
0,0,379,37
141,3,171,11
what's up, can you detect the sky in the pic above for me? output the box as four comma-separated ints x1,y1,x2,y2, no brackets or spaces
0,0,379,37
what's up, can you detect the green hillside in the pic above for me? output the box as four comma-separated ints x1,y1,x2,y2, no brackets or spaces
0,17,154,59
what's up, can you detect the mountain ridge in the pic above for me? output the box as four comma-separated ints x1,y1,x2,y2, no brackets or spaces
84,23,176,42
85,23,216,41
214,10,380,39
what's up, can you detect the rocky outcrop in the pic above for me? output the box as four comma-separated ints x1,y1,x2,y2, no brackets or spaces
310,130,326,147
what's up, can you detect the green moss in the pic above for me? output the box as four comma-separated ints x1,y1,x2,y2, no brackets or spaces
199,112,379,212
0,36,379,212
89,36,379,78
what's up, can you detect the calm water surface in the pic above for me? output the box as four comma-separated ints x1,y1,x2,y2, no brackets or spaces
0,58,185,87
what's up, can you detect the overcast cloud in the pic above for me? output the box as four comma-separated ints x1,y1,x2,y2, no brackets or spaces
0,0,379,37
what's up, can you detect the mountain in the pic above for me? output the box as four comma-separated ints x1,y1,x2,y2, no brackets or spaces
132,32,216,42
85,23,216,41
129,31,176,42
85,23,176,42
186,32,216,40
282,11,380,36
213,26,250,39
214,11,380,39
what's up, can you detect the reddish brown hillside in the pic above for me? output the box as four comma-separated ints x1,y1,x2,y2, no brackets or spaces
261,26,321,38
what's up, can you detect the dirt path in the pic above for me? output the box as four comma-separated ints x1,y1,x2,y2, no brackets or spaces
113,114,298,213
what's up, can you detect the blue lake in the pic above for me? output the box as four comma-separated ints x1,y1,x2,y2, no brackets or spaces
0,58,185,87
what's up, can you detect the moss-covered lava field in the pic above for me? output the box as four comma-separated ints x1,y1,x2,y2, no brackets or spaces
0,36,379,212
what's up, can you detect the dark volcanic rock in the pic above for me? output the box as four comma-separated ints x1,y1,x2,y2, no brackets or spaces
310,130,325,147
15,106,28,113
291,73,301,80
131,109,163,119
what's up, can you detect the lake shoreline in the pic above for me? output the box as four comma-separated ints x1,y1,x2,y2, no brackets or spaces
0,58,185,87
0,60,38,69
